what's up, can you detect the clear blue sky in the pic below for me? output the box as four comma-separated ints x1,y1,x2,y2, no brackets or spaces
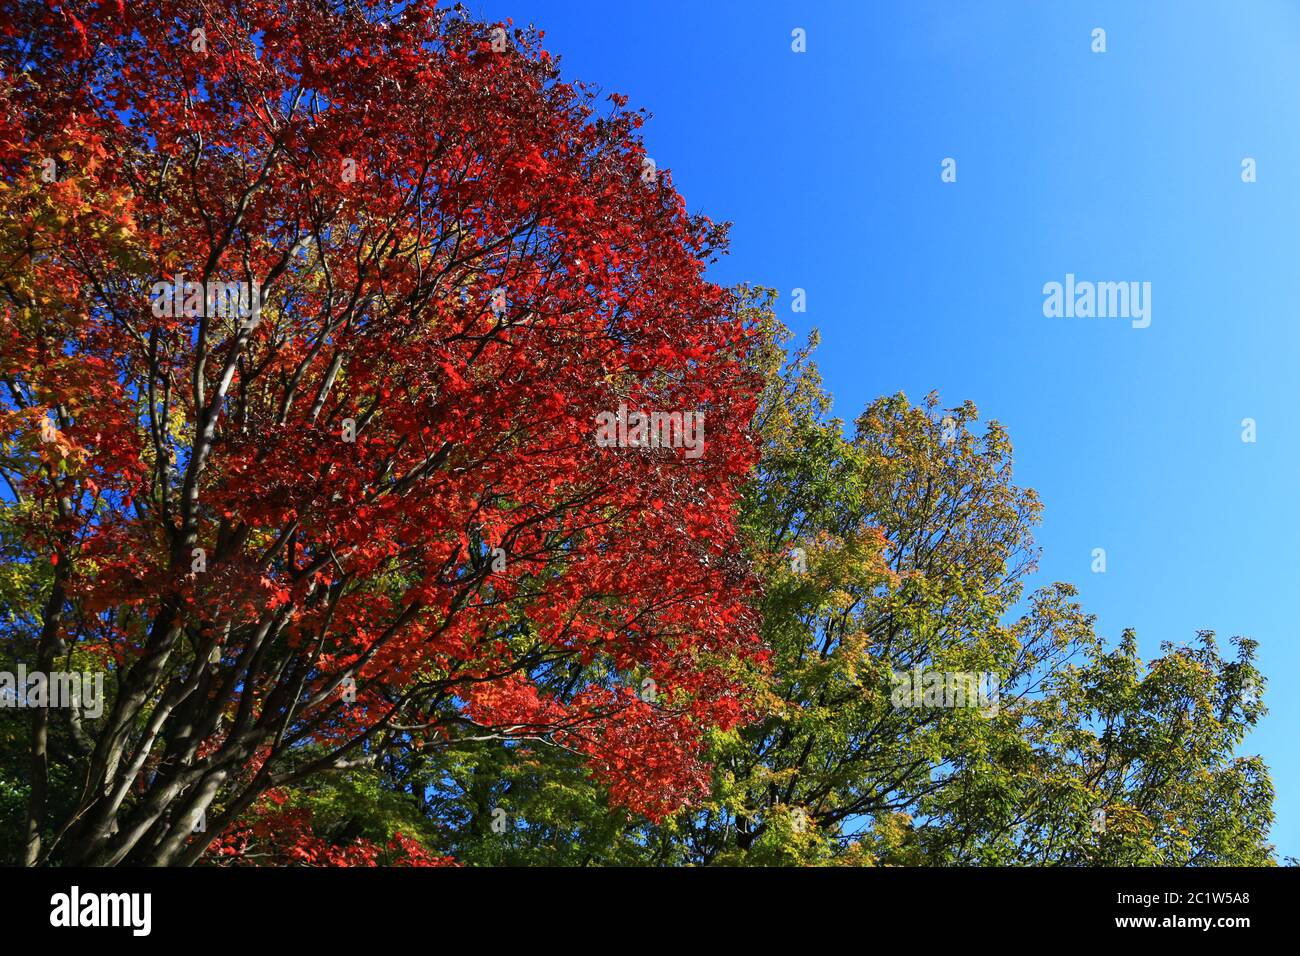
466,0,1300,860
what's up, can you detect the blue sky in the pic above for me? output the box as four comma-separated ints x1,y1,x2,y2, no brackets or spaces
466,0,1300,859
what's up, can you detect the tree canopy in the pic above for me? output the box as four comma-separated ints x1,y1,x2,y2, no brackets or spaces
0,0,758,866
0,1,1275,868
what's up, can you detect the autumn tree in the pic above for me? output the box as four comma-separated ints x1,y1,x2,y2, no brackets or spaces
0,0,760,866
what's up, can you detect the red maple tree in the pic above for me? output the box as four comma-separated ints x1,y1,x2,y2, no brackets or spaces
0,0,759,866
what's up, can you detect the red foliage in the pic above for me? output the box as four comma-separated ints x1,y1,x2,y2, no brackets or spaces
210,790,455,867
0,0,761,860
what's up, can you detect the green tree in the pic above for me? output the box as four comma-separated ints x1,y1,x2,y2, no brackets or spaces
695,301,1274,866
